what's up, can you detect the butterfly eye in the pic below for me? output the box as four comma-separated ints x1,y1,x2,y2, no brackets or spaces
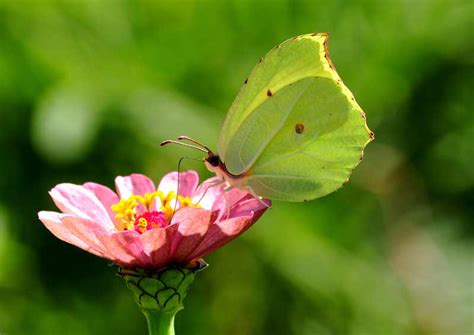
206,154,220,167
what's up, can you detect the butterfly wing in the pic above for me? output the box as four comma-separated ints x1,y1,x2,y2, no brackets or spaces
218,33,372,201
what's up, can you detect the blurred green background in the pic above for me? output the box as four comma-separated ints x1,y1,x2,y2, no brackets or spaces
0,0,472,334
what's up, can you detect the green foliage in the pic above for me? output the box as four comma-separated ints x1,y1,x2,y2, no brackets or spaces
0,0,472,334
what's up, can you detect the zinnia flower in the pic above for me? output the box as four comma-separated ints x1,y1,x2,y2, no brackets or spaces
38,171,270,270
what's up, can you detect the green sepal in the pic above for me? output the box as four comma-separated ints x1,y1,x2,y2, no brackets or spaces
118,260,207,314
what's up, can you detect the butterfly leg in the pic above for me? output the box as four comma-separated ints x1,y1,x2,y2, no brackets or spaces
245,186,271,208
170,178,226,223
193,178,225,206
194,178,236,222
220,184,233,220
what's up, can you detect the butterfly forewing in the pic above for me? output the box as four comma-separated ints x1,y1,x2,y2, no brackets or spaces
217,33,372,201
218,34,339,172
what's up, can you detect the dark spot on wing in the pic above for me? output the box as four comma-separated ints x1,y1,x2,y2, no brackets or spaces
259,58,263,63
370,131,375,140
267,89,272,97
311,32,318,36
295,123,304,134
244,78,248,84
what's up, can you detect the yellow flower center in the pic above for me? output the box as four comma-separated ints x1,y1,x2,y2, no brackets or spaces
111,191,199,232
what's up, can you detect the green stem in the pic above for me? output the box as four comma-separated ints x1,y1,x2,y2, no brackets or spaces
143,309,176,335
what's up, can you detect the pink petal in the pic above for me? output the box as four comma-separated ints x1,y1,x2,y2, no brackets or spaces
115,174,155,199
38,211,105,258
83,182,119,221
97,230,150,268
158,170,199,198
168,207,212,263
140,224,178,270
225,188,251,206
49,184,114,230
187,214,257,260
229,194,271,218
59,215,111,257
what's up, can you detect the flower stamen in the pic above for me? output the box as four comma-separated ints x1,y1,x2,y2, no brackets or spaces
111,190,199,233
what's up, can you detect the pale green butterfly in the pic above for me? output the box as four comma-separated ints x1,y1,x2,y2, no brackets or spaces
162,33,373,202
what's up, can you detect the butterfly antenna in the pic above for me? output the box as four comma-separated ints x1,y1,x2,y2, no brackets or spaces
176,136,212,153
160,140,208,153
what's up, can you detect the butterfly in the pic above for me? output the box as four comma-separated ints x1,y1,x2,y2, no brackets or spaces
161,33,373,202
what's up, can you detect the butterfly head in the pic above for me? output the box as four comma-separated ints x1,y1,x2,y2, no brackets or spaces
161,136,222,172
204,152,225,176
205,153,220,167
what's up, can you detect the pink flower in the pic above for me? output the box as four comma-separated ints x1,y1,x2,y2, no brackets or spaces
38,171,270,270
